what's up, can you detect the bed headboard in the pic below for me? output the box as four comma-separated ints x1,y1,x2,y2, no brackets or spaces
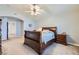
42,27,57,32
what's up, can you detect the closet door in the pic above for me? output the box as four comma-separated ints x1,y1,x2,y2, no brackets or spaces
8,22,16,38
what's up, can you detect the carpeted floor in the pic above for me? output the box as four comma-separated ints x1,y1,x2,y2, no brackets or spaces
2,37,79,55
42,43,79,55
2,37,38,55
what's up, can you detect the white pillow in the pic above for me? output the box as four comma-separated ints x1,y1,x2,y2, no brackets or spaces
42,30,49,32
36,28,42,31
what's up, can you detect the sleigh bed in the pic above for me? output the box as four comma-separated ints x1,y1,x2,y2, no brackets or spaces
24,27,57,54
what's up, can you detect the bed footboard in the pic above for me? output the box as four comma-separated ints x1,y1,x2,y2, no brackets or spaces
24,27,57,54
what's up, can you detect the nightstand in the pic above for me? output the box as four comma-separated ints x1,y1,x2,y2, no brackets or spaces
56,33,67,45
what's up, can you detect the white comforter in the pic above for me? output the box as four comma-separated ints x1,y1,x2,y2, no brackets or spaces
41,31,55,44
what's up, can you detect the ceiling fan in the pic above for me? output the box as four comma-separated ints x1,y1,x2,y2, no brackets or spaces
25,4,44,15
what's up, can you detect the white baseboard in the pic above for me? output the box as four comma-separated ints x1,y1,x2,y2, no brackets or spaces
68,42,79,46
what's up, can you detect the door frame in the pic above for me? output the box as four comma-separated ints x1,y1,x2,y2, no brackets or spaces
7,22,8,40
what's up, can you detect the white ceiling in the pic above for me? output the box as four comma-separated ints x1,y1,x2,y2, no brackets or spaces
8,4,79,16
0,4,79,20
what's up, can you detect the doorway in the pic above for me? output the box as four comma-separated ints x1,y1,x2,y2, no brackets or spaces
8,19,24,39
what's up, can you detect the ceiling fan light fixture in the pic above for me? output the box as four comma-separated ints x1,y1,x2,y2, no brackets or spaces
25,4,42,16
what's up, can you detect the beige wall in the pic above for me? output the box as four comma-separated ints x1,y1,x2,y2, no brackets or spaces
35,5,79,46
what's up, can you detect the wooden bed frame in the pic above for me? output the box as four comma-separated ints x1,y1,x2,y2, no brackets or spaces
24,27,57,54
